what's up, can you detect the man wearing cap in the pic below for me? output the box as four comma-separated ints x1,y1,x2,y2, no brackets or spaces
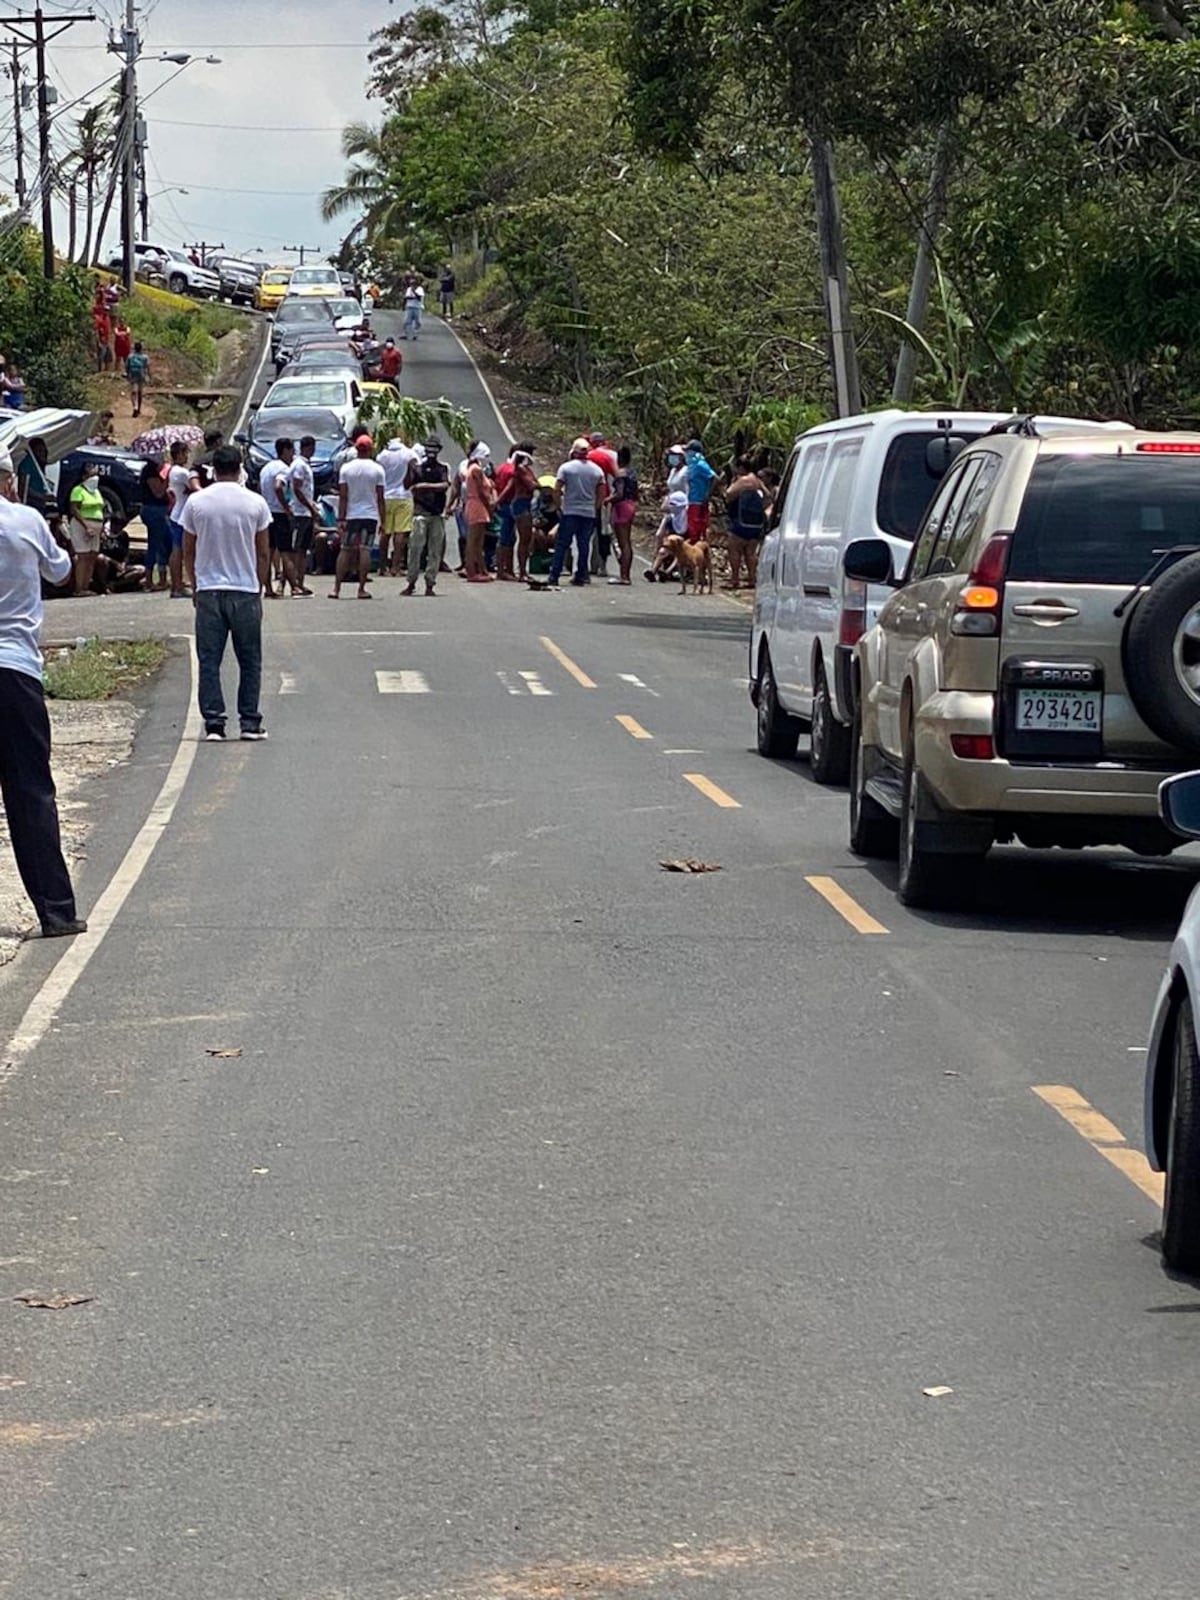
404,438,451,596
0,446,86,938
333,435,386,599
552,438,606,587
378,434,418,576
685,437,717,542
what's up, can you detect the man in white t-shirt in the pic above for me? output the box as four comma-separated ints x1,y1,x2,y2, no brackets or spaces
0,446,86,937
257,437,296,599
378,435,417,577
180,446,272,741
288,435,320,595
334,434,386,599
402,280,425,341
166,439,201,598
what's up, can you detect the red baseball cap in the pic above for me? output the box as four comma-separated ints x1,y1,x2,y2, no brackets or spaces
354,434,374,454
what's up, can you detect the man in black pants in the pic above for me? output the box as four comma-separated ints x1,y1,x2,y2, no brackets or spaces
0,447,86,938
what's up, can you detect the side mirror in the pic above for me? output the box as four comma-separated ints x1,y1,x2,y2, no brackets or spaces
843,537,895,585
248,402,260,413
926,435,967,478
233,432,248,447
1159,772,1200,838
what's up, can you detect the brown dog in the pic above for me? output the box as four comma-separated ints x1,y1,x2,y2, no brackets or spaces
664,533,712,596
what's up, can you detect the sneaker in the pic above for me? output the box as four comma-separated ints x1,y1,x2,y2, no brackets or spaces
39,917,88,939
204,727,225,741
240,728,269,741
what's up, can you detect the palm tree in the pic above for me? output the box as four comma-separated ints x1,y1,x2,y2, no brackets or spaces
320,122,405,244
73,104,112,265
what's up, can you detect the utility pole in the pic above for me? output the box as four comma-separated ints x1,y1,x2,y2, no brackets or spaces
282,243,321,266
118,0,137,291
0,7,96,279
6,41,25,207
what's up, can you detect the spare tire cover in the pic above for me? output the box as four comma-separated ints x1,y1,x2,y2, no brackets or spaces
1123,550,1200,754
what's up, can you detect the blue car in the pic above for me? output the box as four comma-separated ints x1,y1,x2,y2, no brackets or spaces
235,406,350,497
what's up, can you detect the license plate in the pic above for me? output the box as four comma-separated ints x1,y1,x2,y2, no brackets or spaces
1014,688,1101,732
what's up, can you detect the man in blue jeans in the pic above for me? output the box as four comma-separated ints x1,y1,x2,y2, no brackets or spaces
550,437,605,587
181,446,272,742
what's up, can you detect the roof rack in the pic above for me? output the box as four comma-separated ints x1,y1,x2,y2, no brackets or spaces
983,415,1041,438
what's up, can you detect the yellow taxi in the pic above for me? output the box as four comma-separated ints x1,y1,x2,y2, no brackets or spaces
286,265,343,298
256,267,293,312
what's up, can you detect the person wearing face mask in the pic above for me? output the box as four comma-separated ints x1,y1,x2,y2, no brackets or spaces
67,466,106,595
644,445,690,582
463,441,496,582
0,445,86,938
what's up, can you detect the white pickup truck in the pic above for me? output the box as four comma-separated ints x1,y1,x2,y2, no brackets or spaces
105,242,220,299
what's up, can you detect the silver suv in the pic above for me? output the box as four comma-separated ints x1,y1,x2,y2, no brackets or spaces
845,419,1200,908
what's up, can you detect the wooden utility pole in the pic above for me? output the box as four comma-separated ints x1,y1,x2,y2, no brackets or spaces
7,41,26,207
0,7,96,278
283,243,321,265
893,122,955,405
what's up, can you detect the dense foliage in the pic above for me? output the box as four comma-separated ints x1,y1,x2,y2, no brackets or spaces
0,227,94,408
328,0,1200,454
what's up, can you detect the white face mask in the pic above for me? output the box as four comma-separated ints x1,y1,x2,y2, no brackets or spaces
84,475,100,490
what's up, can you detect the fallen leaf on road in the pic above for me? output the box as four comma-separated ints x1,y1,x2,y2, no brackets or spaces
659,859,723,874
0,1375,26,1390
15,1293,94,1311
251,1167,269,1175
205,1047,242,1059
922,1385,953,1398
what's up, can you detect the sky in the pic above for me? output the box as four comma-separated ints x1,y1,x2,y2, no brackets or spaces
4,0,387,263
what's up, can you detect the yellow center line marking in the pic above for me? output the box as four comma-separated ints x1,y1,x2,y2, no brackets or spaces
539,636,596,689
683,773,741,809
616,714,652,740
1032,1084,1164,1206
805,875,889,935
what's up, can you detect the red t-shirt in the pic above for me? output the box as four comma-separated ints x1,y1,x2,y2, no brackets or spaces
114,327,132,361
379,346,402,378
94,310,111,343
494,460,516,503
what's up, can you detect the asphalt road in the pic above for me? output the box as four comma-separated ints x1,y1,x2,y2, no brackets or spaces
2,312,1200,1600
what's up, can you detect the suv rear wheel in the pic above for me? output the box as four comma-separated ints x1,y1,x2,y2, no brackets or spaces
756,651,801,758
849,717,898,858
898,745,983,910
809,659,851,785
1163,999,1200,1274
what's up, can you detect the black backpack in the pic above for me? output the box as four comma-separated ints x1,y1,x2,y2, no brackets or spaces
734,486,766,534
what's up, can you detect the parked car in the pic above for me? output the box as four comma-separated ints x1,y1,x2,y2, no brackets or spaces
235,406,350,497
208,254,260,307
279,352,364,381
286,264,342,298
106,242,220,298
256,266,293,312
750,410,1030,783
258,373,363,437
323,297,370,338
1144,771,1200,1273
845,418,1200,909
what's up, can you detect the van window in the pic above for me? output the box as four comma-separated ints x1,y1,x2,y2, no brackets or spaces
780,444,827,587
876,430,984,542
815,439,862,536
1010,456,1200,584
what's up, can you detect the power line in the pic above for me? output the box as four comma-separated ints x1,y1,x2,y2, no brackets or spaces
151,116,344,132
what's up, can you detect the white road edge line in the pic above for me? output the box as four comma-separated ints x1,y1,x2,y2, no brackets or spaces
441,319,517,445
2,640,202,1083
232,316,273,439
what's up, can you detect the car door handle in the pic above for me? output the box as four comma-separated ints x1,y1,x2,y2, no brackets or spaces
1011,602,1080,620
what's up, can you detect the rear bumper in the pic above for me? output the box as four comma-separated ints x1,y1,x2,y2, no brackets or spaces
916,691,1175,816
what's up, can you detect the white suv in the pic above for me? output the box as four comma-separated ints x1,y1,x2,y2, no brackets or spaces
107,242,219,299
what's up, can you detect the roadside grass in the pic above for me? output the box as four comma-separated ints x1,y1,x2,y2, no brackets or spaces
44,638,168,701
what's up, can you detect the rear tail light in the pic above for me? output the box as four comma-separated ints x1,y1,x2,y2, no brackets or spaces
838,578,868,646
951,734,995,760
951,532,1011,637
1136,441,1200,453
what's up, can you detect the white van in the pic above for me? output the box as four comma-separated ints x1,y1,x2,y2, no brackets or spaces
749,409,1084,781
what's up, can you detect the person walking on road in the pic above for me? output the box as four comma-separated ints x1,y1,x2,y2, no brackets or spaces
181,445,271,742
288,436,320,594
126,341,149,418
439,264,455,318
463,441,496,582
404,437,451,596
403,279,425,340
0,447,86,938
333,435,385,599
259,438,297,599
551,438,605,587
378,337,402,388
379,434,417,576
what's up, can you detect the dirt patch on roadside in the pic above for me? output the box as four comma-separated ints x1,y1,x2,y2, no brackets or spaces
0,702,139,965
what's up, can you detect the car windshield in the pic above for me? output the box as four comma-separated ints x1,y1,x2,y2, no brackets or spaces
166,250,189,264
265,271,290,286
1009,455,1200,584
292,268,336,284
279,302,331,322
266,382,346,407
327,300,362,318
876,430,984,541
